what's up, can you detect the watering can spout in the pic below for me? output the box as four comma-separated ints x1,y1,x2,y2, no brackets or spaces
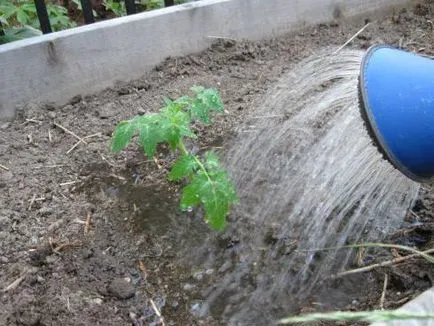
359,45,434,183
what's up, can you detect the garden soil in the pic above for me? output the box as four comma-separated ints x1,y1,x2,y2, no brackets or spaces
1,2,433,325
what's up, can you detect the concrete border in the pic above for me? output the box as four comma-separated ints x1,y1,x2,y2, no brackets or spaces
0,0,411,119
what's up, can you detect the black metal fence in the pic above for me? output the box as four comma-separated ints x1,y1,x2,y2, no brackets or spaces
0,0,176,36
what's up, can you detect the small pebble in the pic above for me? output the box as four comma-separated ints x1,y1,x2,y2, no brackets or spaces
0,216,10,230
108,278,135,300
0,256,9,263
0,171,13,182
47,111,56,119
117,87,130,95
137,108,147,115
96,103,116,119
83,249,94,259
192,271,204,281
93,298,103,305
205,269,214,275
45,255,57,264
183,283,196,292
190,301,209,318
171,300,179,310
218,261,232,273
0,122,10,130
36,275,45,283
189,301,202,317
0,231,8,240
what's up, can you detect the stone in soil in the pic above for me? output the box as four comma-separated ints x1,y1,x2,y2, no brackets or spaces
107,278,136,299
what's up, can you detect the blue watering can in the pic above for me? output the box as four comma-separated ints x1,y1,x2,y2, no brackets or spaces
359,45,434,183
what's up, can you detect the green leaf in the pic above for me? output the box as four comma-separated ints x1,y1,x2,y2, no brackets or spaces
162,96,173,106
203,190,229,230
196,87,224,112
174,95,191,106
169,154,199,181
0,25,41,44
200,171,237,230
0,16,7,26
16,10,29,25
187,86,224,124
110,119,136,152
180,167,237,231
189,101,211,124
190,85,205,94
21,4,37,13
0,4,18,20
180,174,203,209
137,115,162,158
161,108,195,149
204,152,220,170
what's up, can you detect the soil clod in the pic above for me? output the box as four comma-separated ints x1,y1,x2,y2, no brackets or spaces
107,278,136,300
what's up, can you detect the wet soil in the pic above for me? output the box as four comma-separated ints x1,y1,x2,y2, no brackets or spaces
1,1,433,325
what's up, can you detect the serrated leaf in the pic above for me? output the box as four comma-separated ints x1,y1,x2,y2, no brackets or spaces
163,100,184,115
168,154,199,181
161,109,195,149
174,95,191,106
180,167,237,231
21,4,37,13
189,101,211,124
180,173,204,209
188,86,224,124
137,116,162,158
16,10,29,25
203,192,229,230
110,120,136,152
200,173,235,231
204,152,220,171
198,88,224,112
163,96,173,106
0,4,18,20
190,85,205,93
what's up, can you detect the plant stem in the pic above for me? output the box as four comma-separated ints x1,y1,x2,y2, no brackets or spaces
178,140,212,182
178,140,189,156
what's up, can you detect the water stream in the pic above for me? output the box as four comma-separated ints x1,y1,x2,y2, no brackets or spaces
196,48,421,324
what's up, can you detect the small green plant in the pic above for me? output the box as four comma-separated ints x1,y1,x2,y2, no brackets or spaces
110,86,238,231
103,0,126,17
0,25,41,44
0,0,76,43
46,4,76,31
136,0,185,11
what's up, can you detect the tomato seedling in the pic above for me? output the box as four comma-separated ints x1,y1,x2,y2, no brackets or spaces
110,86,238,230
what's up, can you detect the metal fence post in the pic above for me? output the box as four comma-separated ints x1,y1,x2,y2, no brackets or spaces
80,0,95,24
34,0,52,34
125,0,136,15
0,20,5,36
